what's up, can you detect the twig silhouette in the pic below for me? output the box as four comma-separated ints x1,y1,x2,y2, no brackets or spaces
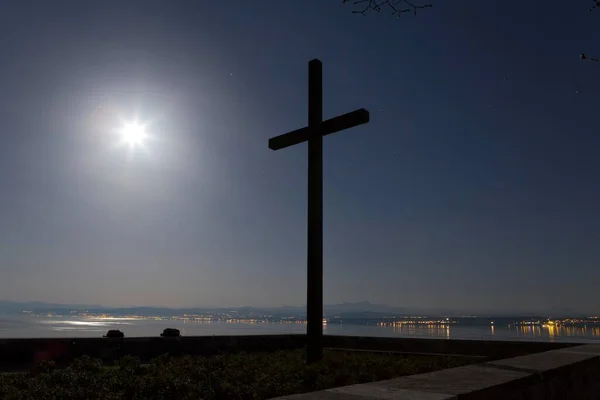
580,53,599,62
581,2,599,62
343,0,432,17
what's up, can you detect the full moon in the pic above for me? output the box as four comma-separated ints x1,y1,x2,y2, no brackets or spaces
118,121,148,148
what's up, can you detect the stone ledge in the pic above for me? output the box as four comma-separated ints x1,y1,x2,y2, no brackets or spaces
486,348,596,373
271,344,600,399
557,344,600,356
1,335,573,372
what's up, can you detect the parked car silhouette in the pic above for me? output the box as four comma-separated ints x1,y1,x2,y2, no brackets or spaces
103,330,124,338
160,328,181,338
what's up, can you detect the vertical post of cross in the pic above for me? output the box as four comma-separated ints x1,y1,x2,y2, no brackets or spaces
267,58,370,364
306,59,324,364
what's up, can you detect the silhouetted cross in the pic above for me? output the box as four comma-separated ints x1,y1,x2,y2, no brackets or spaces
268,59,370,363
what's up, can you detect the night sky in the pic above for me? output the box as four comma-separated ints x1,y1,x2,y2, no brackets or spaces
0,1,599,313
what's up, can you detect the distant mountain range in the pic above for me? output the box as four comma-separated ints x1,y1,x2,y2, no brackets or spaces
0,301,104,312
0,300,584,318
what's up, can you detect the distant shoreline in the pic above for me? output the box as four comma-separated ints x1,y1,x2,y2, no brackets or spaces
2,314,600,343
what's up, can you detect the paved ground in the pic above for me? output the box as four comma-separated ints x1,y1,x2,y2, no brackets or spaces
273,344,600,399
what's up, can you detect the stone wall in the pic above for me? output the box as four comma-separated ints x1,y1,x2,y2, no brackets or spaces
0,334,577,372
0,335,307,371
322,335,577,360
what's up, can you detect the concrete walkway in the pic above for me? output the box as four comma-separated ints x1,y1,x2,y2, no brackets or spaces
272,344,600,399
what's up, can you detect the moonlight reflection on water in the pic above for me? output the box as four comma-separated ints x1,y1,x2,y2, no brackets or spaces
0,316,600,342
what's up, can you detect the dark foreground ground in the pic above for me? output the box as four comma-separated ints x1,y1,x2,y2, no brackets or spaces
0,349,477,399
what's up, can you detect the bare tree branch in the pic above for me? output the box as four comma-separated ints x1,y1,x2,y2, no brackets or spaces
343,1,593,63
580,53,599,62
342,0,432,18
581,2,599,62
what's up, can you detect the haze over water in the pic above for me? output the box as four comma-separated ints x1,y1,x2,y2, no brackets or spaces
1,315,599,344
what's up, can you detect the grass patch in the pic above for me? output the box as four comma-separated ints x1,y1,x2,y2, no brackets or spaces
0,349,477,399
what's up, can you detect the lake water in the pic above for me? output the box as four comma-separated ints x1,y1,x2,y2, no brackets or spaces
2,315,600,343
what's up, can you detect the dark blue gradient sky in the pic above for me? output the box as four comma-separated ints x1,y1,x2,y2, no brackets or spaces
0,1,599,312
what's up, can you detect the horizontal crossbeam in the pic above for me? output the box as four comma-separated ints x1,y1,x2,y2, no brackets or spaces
268,108,369,151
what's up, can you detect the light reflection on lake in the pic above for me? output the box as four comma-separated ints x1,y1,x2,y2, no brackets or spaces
0,316,599,343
